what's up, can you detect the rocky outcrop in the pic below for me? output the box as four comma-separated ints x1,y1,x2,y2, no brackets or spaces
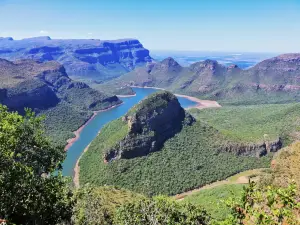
0,58,121,113
0,37,152,81
219,138,282,157
104,92,195,161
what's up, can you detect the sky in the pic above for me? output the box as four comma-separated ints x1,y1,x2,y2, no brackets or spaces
0,0,299,52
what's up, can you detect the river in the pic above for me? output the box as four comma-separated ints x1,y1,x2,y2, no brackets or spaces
62,87,199,176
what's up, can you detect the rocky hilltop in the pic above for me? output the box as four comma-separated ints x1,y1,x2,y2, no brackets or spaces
0,58,121,112
104,53,300,104
102,91,195,161
0,36,152,81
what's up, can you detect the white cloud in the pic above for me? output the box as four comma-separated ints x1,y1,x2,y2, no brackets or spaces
40,30,49,34
87,32,93,35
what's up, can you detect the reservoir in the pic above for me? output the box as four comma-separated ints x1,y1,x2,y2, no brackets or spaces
62,87,198,176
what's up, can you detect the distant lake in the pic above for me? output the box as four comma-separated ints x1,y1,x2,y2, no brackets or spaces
62,87,198,176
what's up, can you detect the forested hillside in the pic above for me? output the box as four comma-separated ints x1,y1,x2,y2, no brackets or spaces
0,58,122,145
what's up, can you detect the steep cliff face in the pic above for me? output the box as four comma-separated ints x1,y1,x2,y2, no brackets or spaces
0,58,121,112
104,92,195,161
220,138,283,157
0,37,152,81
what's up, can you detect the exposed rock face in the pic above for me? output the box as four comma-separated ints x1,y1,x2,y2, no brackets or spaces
0,58,121,113
0,37,152,81
220,138,283,157
104,92,195,161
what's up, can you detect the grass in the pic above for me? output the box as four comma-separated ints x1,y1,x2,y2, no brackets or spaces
183,184,246,221
189,103,300,144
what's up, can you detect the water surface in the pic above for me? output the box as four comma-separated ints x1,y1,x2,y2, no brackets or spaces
62,88,198,176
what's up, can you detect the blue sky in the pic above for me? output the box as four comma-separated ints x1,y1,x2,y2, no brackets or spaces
0,0,299,52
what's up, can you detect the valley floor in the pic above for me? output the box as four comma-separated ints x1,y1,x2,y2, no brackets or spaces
174,168,266,200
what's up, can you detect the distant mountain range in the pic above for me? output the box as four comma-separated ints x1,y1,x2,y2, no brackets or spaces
103,53,300,105
0,36,152,81
151,51,277,69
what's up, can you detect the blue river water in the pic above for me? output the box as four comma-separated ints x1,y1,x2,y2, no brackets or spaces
62,88,198,176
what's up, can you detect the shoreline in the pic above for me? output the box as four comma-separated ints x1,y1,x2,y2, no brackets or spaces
116,93,137,98
131,85,222,110
64,102,123,151
73,144,90,188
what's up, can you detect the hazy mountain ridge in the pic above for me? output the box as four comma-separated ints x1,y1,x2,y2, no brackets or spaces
103,53,300,104
0,36,152,81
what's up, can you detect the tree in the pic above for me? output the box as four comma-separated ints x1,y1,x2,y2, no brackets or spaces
225,181,300,225
72,185,142,225
114,196,211,225
0,105,73,225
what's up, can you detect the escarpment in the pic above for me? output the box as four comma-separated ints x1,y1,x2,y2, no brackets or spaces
0,37,152,81
104,91,195,161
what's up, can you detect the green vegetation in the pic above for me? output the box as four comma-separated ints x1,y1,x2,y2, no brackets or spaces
80,120,271,196
184,184,246,221
115,196,211,225
224,182,300,224
95,118,129,156
40,103,93,146
72,186,143,225
0,105,73,224
189,103,300,143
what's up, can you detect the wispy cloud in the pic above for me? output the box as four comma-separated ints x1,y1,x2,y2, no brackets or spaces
87,32,93,35
40,30,49,34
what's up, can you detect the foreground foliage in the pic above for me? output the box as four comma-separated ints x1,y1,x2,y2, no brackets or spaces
72,186,143,225
270,141,300,189
225,182,300,225
184,184,246,222
115,196,211,225
0,105,73,224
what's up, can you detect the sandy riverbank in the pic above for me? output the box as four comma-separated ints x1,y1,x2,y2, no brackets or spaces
116,93,137,98
131,86,221,109
73,144,90,188
64,103,123,151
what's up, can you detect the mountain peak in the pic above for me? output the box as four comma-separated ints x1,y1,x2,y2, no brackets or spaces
161,57,181,67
